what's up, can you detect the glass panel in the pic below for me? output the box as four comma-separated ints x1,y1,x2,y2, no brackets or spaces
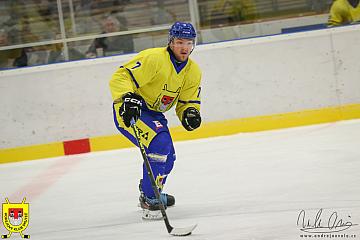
0,0,60,45
0,43,64,69
0,48,27,69
0,0,336,70
0,31,170,69
197,0,333,44
66,33,135,60
198,0,259,28
62,0,190,38
47,41,84,64
198,0,332,29
132,30,169,51
64,29,169,62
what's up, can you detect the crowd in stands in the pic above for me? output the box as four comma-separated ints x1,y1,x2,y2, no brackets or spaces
0,0,359,69
0,0,136,68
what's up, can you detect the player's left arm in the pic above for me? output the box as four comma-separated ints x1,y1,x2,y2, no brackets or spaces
176,66,202,131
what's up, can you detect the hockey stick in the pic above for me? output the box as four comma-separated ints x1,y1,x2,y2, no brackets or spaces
130,119,197,236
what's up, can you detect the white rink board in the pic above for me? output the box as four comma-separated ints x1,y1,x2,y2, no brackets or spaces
0,25,360,148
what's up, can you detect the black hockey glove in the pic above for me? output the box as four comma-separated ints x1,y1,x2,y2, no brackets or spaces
182,107,201,131
119,92,143,128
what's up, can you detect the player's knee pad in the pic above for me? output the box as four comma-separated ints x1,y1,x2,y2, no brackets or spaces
142,132,176,197
147,131,173,163
147,132,176,174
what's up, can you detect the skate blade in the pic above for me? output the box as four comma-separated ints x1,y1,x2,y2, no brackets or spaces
142,209,163,220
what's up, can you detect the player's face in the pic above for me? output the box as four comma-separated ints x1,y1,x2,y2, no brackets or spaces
170,38,194,62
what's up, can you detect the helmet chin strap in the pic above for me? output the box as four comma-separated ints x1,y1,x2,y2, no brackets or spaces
190,44,195,55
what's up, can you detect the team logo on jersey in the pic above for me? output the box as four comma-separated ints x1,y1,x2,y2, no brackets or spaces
153,121,163,131
2,198,30,239
152,85,180,112
159,95,175,111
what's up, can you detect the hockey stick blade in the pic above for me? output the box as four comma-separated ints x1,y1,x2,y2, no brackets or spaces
170,224,197,236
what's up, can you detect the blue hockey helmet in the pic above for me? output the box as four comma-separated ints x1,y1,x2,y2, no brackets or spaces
168,22,197,43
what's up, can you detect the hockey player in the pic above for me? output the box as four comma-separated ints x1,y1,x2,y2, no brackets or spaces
109,22,202,219
328,0,360,26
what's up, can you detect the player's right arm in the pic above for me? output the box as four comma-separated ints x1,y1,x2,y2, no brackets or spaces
109,52,159,102
109,51,159,127
110,51,158,102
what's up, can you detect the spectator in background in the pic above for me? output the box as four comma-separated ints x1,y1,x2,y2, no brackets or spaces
210,0,258,26
0,29,27,69
86,15,134,58
328,0,360,26
47,40,85,64
16,0,60,66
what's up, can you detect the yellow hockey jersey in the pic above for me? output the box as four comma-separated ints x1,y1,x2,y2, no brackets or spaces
109,47,202,123
328,0,360,26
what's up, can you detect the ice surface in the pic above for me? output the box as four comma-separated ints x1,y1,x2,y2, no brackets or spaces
1,120,359,239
